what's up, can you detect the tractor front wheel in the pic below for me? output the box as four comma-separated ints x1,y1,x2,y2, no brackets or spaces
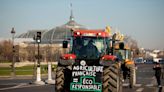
103,63,123,92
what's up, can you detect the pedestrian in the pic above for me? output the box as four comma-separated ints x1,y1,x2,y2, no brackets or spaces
153,62,162,87
121,62,129,81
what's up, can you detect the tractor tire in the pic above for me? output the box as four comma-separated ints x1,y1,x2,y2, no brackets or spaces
55,66,65,92
129,65,136,88
103,66,110,92
55,65,72,92
103,63,122,92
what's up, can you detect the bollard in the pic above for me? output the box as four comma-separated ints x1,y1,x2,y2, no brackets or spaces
34,66,45,85
45,62,55,84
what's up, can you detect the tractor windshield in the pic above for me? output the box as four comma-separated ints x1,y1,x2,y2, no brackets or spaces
72,37,109,59
115,49,131,60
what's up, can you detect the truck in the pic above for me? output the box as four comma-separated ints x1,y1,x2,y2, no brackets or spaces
55,29,123,92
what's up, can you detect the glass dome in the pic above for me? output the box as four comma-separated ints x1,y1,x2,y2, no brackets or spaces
17,11,86,43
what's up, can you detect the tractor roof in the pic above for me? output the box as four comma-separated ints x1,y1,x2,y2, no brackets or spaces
72,29,111,37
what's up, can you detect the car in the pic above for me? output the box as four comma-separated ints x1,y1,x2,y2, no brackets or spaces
144,60,153,64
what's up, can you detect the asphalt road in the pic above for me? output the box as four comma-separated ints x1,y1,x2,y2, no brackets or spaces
0,63,164,92
123,63,164,92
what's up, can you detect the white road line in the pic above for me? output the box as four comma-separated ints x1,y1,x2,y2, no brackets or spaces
135,84,142,87
150,77,156,85
138,71,154,72
0,83,45,91
145,84,154,87
123,83,142,87
136,88,144,92
0,83,27,91
123,83,129,86
137,77,154,79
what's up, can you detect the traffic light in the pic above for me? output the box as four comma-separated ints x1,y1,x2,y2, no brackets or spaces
63,40,68,48
36,32,41,43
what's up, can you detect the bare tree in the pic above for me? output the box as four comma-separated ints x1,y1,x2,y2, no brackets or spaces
0,40,12,62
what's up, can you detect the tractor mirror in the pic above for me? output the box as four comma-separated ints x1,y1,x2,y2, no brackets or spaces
63,40,68,48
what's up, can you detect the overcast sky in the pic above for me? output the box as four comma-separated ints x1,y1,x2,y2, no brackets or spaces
0,0,164,50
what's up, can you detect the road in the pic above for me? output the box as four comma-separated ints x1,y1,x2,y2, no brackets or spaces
0,63,164,92
123,63,164,92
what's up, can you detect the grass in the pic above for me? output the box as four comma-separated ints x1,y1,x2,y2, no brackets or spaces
0,64,57,76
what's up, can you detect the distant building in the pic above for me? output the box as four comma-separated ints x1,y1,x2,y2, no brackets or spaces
17,9,86,44
15,9,86,62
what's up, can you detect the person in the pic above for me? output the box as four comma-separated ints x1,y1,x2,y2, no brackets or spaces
153,62,162,87
121,62,130,81
83,40,99,58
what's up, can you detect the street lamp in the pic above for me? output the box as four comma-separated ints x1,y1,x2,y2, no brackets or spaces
11,27,16,77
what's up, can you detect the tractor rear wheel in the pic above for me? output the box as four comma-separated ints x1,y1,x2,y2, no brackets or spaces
103,66,110,92
129,65,136,88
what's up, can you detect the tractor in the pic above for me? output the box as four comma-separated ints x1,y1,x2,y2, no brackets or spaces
55,29,123,92
113,42,136,88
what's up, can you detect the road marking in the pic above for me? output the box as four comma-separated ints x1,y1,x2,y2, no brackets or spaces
137,77,154,79
136,88,144,92
123,83,142,87
135,84,142,87
0,83,47,91
123,83,129,86
138,70,154,72
145,84,154,87
150,77,156,86
0,83,27,91
14,83,27,87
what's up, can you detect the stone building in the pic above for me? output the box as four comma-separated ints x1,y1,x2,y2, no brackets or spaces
16,10,86,62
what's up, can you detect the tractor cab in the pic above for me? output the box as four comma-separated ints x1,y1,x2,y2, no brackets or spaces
61,29,113,65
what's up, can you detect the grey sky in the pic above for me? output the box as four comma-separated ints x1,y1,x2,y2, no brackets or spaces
0,0,164,50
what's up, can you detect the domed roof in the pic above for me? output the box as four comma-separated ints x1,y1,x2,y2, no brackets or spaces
42,20,86,43
42,10,86,43
17,11,86,44
17,30,47,38
42,27,71,43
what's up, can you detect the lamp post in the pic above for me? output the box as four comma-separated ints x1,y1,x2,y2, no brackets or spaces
11,27,16,78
